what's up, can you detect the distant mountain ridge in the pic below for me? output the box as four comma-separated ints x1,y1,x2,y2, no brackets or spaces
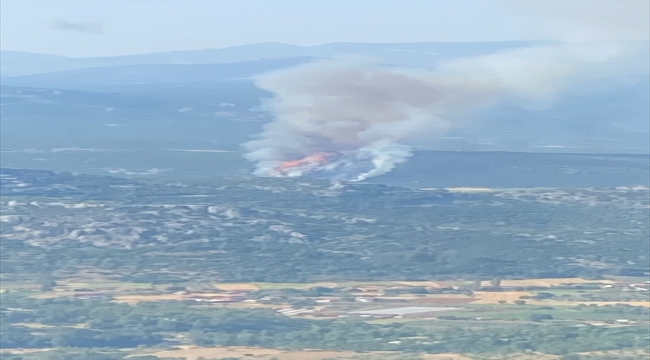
1,41,549,76
0,56,322,87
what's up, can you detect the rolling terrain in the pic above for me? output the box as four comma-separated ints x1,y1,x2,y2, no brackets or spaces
1,40,649,360
1,168,648,359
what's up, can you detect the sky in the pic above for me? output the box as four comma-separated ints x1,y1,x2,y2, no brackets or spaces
1,0,648,57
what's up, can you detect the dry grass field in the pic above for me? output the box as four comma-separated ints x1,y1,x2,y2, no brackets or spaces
420,353,473,359
526,300,650,307
396,281,445,288
480,278,614,287
472,291,534,304
213,283,261,291
150,348,570,360
152,346,391,360
113,293,228,303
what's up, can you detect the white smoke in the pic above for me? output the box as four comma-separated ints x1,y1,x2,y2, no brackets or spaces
243,60,453,179
351,142,413,181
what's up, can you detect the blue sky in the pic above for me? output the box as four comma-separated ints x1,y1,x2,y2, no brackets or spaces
1,0,647,57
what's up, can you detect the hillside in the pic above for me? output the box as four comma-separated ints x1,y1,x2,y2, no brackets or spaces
2,168,648,285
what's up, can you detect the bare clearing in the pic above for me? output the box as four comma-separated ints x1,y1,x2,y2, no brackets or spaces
396,281,444,288
482,278,614,287
527,300,650,307
472,291,534,304
114,293,231,303
152,346,392,360
214,283,260,291
420,354,473,360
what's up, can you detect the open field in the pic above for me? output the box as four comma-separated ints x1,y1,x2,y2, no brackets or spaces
59,281,156,290
578,349,650,357
462,355,559,360
525,300,650,307
15,277,648,309
214,283,261,291
149,347,569,360
152,346,392,360
471,291,534,304
480,278,615,287
420,354,473,360
395,281,445,288
251,282,340,290
113,293,231,303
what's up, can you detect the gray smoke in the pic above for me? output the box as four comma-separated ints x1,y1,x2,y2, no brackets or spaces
244,42,643,180
244,1,648,180
49,20,105,35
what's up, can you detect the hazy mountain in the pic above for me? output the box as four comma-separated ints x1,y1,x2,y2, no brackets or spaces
0,84,265,151
0,51,88,77
0,41,548,76
0,56,321,88
1,39,647,157
2,72,648,155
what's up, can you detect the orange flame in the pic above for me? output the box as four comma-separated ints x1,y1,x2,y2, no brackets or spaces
274,152,333,174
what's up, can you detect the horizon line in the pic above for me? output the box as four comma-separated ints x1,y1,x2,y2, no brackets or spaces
0,39,560,59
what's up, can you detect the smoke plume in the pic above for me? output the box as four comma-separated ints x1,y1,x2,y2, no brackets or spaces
244,0,648,181
243,40,645,181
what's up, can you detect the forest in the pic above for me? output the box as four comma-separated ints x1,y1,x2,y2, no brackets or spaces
1,168,648,284
2,295,649,358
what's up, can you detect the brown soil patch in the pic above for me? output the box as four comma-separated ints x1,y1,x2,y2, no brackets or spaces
485,278,614,287
152,346,389,360
472,291,534,304
421,353,472,359
213,283,260,291
527,300,650,307
217,302,286,309
114,293,229,303
413,298,477,305
578,349,650,356
396,281,444,288
422,294,474,299
473,354,560,360
473,290,649,307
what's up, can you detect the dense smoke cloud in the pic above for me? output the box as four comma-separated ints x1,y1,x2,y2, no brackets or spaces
244,1,648,181
244,41,644,181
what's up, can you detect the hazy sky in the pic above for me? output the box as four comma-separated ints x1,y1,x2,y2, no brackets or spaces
1,0,648,57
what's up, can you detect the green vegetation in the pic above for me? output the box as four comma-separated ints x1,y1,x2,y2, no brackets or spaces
1,168,648,359
1,169,648,285
1,294,649,357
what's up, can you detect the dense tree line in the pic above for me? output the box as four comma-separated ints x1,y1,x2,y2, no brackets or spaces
2,295,649,356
